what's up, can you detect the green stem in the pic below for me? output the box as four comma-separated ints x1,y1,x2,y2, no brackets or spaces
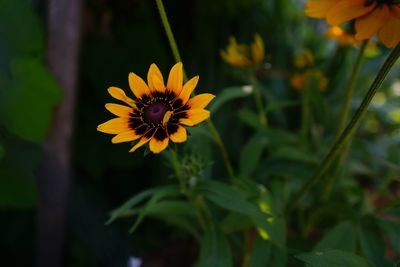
155,0,235,179
206,119,235,179
251,73,267,128
169,147,187,192
155,0,187,81
301,77,311,146
286,44,400,215
335,40,368,138
320,41,368,199
169,148,208,231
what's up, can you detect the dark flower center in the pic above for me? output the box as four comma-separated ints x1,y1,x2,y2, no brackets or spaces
143,102,169,125
376,0,395,4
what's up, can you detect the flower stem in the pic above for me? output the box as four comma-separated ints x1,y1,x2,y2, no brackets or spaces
169,148,208,231
319,41,368,198
251,73,267,128
206,119,235,178
300,77,311,146
335,40,368,139
286,44,400,215
155,0,187,81
155,0,235,179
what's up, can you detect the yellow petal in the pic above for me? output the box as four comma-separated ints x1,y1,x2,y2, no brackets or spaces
355,4,389,40
108,87,137,108
152,75,166,93
128,72,151,99
305,0,337,19
186,109,210,125
166,62,183,96
179,76,199,104
378,11,400,48
162,111,172,126
187,93,215,109
179,118,194,126
105,103,133,117
149,137,169,154
97,118,130,134
326,0,376,26
169,125,187,143
129,136,151,153
112,130,141,143
251,34,264,65
147,63,165,93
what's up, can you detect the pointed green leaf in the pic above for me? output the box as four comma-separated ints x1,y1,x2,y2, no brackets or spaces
198,226,233,267
209,86,252,113
296,250,374,267
197,180,285,247
106,185,179,225
239,132,269,179
314,221,356,252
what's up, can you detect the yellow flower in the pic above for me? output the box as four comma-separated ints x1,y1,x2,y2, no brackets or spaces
325,26,360,46
221,34,265,68
294,49,315,69
97,63,215,154
305,0,400,48
290,70,328,91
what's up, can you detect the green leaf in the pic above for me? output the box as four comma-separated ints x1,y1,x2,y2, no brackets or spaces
239,132,269,179
265,100,299,113
197,180,285,247
151,214,201,241
238,108,262,129
296,250,374,267
248,236,271,267
129,186,182,233
357,220,385,267
0,58,61,143
272,146,319,164
314,221,356,252
0,0,44,57
378,219,400,254
261,158,316,180
140,200,200,240
0,143,4,160
198,226,233,267
106,185,179,225
0,166,37,209
220,212,253,233
208,86,252,113
141,200,197,218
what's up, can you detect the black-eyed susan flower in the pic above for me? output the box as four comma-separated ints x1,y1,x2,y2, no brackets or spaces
220,34,265,68
97,63,215,154
305,0,400,48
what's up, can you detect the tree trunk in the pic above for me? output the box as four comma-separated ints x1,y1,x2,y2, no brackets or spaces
35,0,82,266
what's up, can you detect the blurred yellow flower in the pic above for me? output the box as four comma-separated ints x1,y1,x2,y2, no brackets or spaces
325,26,359,46
305,0,400,48
97,63,215,154
294,49,314,69
290,70,328,92
221,34,265,68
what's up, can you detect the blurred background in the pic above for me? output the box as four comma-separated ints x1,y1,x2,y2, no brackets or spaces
1,0,399,266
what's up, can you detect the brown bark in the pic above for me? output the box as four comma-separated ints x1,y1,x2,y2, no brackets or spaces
35,0,82,266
